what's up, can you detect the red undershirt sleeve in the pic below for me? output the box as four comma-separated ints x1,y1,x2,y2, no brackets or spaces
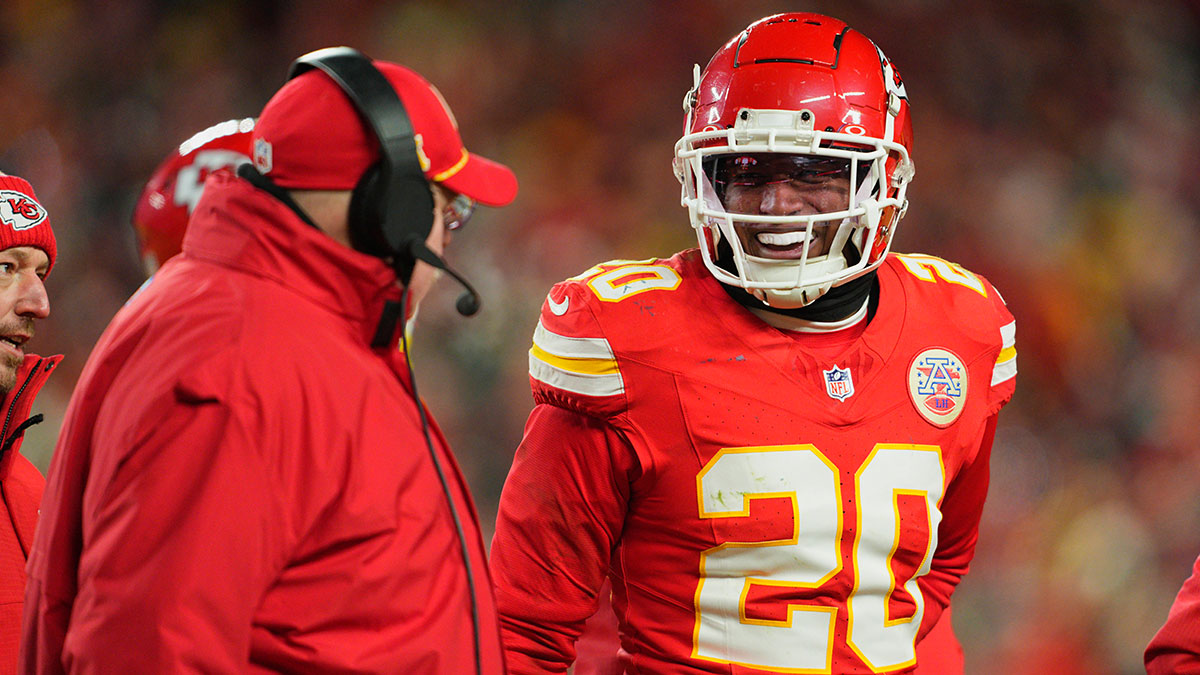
918,413,998,639
490,404,638,675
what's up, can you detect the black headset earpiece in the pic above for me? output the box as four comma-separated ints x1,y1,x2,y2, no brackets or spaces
287,46,432,284
347,162,390,258
277,46,482,316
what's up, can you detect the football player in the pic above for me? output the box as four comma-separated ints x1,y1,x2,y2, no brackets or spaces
490,12,1016,674
131,118,254,274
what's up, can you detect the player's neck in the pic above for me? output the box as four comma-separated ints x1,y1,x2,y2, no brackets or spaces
719,269,879,333
748,298,869,333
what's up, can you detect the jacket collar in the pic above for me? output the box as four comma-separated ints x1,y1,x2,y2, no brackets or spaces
0,352,60,479
182,171,406,347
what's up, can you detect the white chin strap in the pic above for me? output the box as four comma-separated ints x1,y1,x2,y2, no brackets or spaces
736,215,859,309
745,259,840,308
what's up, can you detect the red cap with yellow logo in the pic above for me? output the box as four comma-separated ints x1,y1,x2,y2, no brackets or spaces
251,60,517,207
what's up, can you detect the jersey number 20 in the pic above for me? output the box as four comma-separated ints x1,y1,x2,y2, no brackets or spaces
693,444,944,673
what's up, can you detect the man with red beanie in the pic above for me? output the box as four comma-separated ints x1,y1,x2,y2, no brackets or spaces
21,48,516,674
0,173,59,672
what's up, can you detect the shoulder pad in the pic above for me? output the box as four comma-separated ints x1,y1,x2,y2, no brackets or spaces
526,257,687,418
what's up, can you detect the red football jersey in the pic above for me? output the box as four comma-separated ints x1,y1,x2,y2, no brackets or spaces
1146,551,1200,674
572,588,963,674
492,249,1017,674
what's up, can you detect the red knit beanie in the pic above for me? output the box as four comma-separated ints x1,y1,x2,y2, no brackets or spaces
0,174,57,274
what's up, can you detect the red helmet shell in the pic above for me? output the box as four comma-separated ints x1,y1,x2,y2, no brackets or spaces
675,13,917,306
689,13,912,164
132,119,254,269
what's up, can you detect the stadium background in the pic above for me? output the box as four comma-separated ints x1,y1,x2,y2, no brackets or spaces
2,1,1198,672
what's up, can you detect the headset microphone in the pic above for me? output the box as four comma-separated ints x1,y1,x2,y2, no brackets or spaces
456,287,480,317
405,238,481,316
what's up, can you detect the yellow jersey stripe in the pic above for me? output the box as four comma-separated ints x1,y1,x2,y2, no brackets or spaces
529,344,620,376
995,345,1016,365
528,352,624,398
532,322,616,360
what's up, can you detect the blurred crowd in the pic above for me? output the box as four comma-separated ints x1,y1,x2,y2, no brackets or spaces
1,0,1197,673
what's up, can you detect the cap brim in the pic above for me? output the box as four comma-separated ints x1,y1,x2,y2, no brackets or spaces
440,152,518,207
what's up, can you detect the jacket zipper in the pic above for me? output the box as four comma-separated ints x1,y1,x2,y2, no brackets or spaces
0,356,44,461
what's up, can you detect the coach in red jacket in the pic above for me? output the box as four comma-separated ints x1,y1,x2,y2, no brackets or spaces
0,173,58,672
20,49,516,673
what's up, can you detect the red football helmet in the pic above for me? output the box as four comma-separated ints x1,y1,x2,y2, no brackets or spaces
674,13,914,308
132,118,255,273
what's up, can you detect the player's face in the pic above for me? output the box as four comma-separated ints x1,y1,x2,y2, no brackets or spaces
715,154,853,260
0,246,49,393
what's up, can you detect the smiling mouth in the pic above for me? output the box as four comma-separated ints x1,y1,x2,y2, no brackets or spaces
743,227,830,259
756,230,813,248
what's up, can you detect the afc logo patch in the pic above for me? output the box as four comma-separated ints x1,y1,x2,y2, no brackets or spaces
823,364,854,402
0,190,47,231
908,348,968,426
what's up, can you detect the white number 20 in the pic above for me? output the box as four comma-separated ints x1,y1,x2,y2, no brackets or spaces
693,444,945,673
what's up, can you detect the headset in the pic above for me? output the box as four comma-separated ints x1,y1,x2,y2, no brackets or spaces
240,46,480,316
242,47,485,673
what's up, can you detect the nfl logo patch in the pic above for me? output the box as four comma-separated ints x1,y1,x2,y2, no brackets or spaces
908,348,969,426
823,365,854,401
253,137,273,174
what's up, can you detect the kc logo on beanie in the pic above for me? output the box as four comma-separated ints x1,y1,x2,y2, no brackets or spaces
0,174,58,273
0,190,46,231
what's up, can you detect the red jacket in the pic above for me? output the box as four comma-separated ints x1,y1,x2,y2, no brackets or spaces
1146,552,1200,674
0,355,58,674
20,172,503,673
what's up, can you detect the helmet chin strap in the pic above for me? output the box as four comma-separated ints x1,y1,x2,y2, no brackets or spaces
714,238,877,323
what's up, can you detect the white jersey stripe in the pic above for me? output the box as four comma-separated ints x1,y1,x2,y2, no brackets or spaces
529,351,624,398
999,320,1016,348
992,319,1017,387
533,322,616,360
991,358,1017,387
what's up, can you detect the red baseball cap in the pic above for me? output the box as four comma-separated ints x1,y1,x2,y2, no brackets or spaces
252,58,517,207
0,174,56,274
132,118,255,269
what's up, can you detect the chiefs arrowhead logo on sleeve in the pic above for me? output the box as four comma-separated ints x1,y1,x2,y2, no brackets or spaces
908,348,968,427
0,190,47,231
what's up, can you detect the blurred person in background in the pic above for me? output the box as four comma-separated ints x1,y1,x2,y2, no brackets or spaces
1145,553,1200,673
19,47,516,673
130,118,254,275
0,174,58,673
490,13,1016,674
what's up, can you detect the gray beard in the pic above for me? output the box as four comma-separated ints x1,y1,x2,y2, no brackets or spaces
0,351,20,394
